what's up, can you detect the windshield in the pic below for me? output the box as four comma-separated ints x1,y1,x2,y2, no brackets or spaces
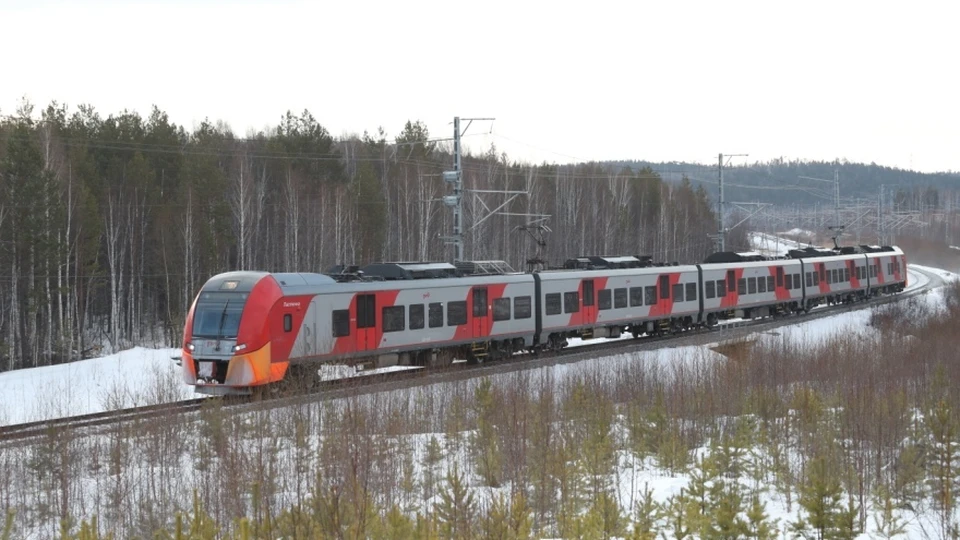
193,303,244,338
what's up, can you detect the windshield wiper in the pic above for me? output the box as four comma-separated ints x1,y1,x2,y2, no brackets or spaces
215,299,231,352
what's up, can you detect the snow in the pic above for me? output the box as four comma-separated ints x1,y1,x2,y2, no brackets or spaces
0,347,189,426
749,232,814,257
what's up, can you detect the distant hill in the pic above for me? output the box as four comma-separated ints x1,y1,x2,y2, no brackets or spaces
612,159,960,206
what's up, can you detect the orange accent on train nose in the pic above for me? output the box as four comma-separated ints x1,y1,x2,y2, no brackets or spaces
223,342,288,387
181,351,197,383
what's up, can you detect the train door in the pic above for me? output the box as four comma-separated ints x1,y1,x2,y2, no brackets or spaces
356,293,377,351
582,279,596,323
472,287,489,338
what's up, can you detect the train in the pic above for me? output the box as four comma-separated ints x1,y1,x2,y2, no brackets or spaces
180,245,907,395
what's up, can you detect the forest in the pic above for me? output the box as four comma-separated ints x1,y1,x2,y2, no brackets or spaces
0,102,723,372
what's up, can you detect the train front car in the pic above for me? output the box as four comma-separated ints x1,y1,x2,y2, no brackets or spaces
181,271,284,395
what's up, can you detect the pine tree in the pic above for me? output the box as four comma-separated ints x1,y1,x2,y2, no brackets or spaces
744,495,778,540
580,490,626,540
631,482,660,540
871,486,907,539
471,379,503,487
791,456,845,540
434,464,475,539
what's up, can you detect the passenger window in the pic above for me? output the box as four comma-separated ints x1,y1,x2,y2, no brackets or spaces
545,293,561,315
564,291,580,313
630,287,644,307
766,276,774,291
738,279,747,295
598,289,612,310
748,278,757,294
383,306,405,332
686,282,697,301
409,304,425,330
428,302,443,328
614,288,627,309
447,301,467,326
514,296,532,319
705,281,716,299
757,278,766,293
672,283,684,302
794,274,801,289
332,309,350,337
644,286,657,306
716,280,726,297
785,276,793,290
493,298,511,321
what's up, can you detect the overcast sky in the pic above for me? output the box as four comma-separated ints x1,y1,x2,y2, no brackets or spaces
2,0,958,172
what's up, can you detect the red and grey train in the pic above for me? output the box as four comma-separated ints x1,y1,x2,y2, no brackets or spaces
181,246,907,394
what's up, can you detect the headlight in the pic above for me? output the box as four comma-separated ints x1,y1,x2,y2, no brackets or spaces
234,343,247,352
186,343,195,352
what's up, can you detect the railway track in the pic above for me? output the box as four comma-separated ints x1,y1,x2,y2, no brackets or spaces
0,267,941,446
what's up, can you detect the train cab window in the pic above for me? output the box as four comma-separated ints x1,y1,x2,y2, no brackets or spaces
716,280,726,297
545,293,561,315
644,286,657,306
514,296,532,319
672,284,684,302
727,270,736,293
630,287,644,307
473,288,488,317
705,281,716,299
776,267,784,288
447,301,467,326
332,309,350,337
738,278,747,295
564,291,580,313
748,278,757,294
659,276,670,299
686,283,697,302
428,302,444,328
598,289,612,310
583,280,595,307
757,278,766,293
283,313,293,333
409,304,425,330
493,298,511,321
614,288,627,308
383,306,405,332
357,294,376,329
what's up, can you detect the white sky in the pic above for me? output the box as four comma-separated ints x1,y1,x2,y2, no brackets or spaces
2,0,958,172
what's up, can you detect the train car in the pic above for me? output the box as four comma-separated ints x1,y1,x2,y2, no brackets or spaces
700,254,805,321
535,263,701,346
181,263,536,394
863,246,907,294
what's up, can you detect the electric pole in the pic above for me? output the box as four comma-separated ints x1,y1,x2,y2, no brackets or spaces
715,152,748,252
442,116,495,262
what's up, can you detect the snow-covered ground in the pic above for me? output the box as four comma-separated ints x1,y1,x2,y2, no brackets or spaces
749,231,814,257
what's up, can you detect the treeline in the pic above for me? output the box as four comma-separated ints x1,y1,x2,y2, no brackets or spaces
0,101,722,371
620,158,960,208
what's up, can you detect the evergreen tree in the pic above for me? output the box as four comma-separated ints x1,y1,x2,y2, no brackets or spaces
434,464,475,539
